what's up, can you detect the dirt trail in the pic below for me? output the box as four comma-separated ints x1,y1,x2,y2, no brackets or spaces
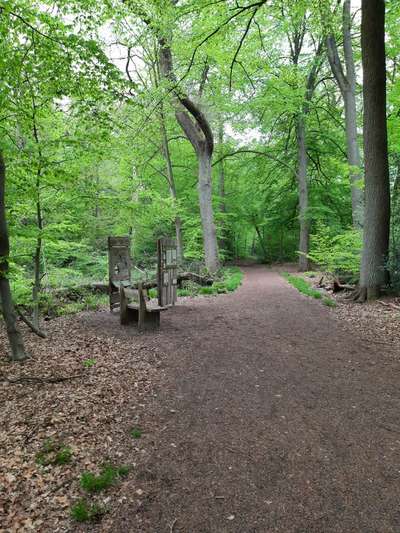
104,266,400,533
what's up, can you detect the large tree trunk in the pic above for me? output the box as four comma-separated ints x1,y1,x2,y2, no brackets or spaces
198,150,220,272
327,0,363,228
0,151,27,361
358,0,390,300
158,36,220,273
296,116,309,271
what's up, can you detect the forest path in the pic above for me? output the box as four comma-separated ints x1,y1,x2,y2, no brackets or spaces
107,266,400,533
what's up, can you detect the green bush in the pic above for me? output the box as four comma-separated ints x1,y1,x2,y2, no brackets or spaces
308,224,362,278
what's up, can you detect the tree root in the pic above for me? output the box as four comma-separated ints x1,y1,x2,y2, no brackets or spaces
16,307,47,338
0,373,83,384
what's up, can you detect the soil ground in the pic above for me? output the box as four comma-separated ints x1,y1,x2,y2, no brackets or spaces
104,266,400,533
2,266,400,532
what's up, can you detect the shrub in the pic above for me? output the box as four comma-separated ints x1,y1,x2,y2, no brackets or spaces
308,225,362,279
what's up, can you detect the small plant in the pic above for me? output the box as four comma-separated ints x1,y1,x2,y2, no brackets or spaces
323,297,337,307
70,499,105,522
131,428,142,439
36,439,72,466
54,446,73,465
80,465,130,493
83,358,96,368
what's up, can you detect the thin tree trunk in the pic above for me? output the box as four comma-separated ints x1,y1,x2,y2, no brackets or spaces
32,116,43,329
159,109,183,263
358,0,390,300
326,0,363,228
0,151,27,361
255,224,267,260
296,116,309,271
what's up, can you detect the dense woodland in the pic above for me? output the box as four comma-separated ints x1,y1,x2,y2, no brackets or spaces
0,0,399,360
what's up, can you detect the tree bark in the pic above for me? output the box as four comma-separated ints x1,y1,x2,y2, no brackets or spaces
358,0,390,300
0,151,28,361
326,0,363,228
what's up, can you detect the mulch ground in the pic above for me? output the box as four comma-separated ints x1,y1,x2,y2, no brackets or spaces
2,266,400,532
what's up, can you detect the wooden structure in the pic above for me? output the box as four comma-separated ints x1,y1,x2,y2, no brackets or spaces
157,237,178,307
120,283,167,331
108,236,131,311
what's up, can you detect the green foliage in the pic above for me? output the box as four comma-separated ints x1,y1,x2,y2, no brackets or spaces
147,288,157,299
130,428,142,439
283,273,323,299
70,499,105,523
80,465,130,493
308,225,362,278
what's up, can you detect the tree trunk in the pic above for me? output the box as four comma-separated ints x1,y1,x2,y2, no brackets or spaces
358,0,390,300
326,0,363,228
342,0,363,228
198,150,220,272
159,109,183,263
157,36,220,273
296,116,309,271
218,121,227,251
255,224,267,260
0,151,27,361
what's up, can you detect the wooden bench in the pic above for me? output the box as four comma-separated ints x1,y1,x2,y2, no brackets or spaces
119,282,168,331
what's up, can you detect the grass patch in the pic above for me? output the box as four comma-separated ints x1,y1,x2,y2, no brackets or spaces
199,285,217,295
283,273,322,300
130,428,142,439
70,499,105,522
36,439,72,466
222,266,243,292
323,297,337,307
177,288,191,297
80,465,130,493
